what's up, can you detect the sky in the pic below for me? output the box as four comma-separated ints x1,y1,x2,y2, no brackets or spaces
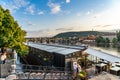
0,0,120,37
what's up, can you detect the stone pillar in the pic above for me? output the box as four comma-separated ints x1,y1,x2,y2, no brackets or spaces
13,50,17,64
11,50,17,74
11,64,16,74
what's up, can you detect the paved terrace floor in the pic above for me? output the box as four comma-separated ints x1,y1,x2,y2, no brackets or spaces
88,72,120,80
0,72,119,80
2,72,71,80
85,66,120,80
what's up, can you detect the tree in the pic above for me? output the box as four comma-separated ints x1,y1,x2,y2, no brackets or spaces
117,31,120,41
96,36,105,44
112,38,117,44
105,38,110,43
0,6,28,56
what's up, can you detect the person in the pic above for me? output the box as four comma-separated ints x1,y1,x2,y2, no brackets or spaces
73,62,78,78
0,48,7,64
77,64,82,72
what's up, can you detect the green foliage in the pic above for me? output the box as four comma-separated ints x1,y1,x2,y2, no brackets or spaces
96,36,104,43
116,31,120,41
112,38,117,44
54,31,99,38
78,70,87,78
105,38,110,43
54,31,114,38
0,6,28,56
96,36,110,44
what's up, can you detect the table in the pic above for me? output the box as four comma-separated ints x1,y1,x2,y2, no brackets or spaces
96,63,107,67
116,64,120,67
110,66,120,76
96,63,107,73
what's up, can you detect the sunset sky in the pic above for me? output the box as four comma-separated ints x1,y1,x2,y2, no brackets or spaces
0,0,120,37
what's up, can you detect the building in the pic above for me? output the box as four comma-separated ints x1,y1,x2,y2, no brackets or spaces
25,42,87,70
102,35,116,42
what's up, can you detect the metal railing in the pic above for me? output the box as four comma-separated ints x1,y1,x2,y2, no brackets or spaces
16,63,70,71
15,69,72,80
1,59,72,80
14,63,72,80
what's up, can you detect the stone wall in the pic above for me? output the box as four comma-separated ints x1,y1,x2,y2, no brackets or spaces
0,64,11,78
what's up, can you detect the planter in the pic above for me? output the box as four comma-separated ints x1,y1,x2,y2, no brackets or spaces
77,71,87,80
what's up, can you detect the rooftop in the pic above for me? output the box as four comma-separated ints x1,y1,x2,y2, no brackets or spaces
85,47,120,63
26,42,120,63
26,42,86,55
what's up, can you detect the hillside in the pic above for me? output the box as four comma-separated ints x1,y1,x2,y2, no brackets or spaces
53,31,115,38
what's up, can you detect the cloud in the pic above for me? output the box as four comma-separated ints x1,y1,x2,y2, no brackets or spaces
66,0,70,3
27,21,36,26
102,25,112,27
86,11,90,15
26,27,74,37
14,0,30,8
38,11,44,15
91,3,120,26
47,0,61,14
26,29,56,37
92,24,120,31
93,25,102,27
56,27,73,31
25,5,35,14
0,0,30,13
94,24,113,28
86,10,93,15
77,13,81,16
62,10,71,14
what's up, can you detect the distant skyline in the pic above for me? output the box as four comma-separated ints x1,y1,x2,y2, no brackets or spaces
0,0,120,37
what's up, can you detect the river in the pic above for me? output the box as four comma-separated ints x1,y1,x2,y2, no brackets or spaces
89,45,120,57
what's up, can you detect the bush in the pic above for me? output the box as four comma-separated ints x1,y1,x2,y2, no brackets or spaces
78,70,87,78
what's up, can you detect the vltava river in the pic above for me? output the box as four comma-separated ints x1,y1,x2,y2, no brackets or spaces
90,45,120,57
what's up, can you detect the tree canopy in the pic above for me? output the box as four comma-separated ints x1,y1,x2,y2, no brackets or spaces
0,6,28,56
95,36,110,44
116,31,120,42
95,36,104,44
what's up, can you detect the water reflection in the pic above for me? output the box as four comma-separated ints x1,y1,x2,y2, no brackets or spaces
96,44,110,47
87,43,120,57
117,47,120,52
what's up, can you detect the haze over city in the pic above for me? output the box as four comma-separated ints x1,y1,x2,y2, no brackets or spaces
0,0,120,37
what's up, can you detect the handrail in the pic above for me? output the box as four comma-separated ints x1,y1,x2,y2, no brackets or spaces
1,62,72,79
15,63,72,79
15,68,72,80
16,63,70,71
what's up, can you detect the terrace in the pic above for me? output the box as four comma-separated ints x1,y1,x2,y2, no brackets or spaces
1,43,120,80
